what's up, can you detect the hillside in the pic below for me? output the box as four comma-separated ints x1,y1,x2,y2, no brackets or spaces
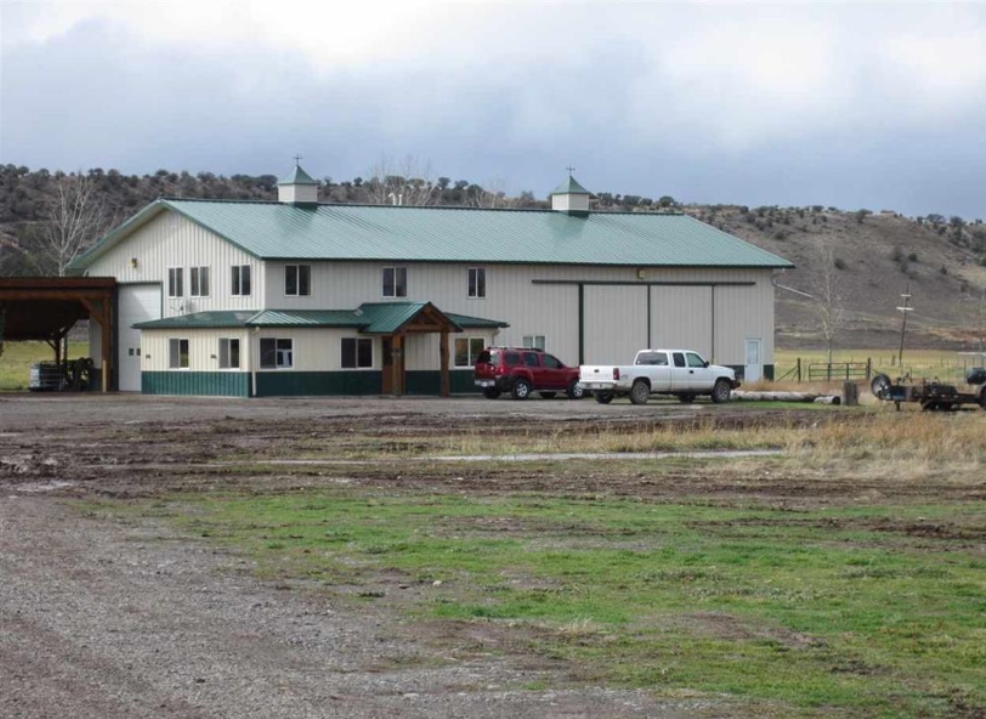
2,165,984,350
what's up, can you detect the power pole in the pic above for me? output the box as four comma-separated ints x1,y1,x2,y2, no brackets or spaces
896,285,913,373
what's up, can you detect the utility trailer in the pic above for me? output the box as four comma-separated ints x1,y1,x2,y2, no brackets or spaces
871,367,986,411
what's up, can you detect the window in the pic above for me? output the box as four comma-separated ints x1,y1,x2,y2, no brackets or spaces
189,267,210,297
168,338,189,369
285,264,311,296
382,267,407,297
636,351,669,366
542,354,562,369
341,338,373,368
468,268,486,298
523,352,540,368
522,335,546,351
454,337,487,367
504,352,522,367
686,352,707,368
167,267,183,298
231,265,251,296
260,338,293,369
219,338,240,369
672,352,686,368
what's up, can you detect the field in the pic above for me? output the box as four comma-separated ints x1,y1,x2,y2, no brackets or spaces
2,394,985,719
774,348,986,386
0,340,89,391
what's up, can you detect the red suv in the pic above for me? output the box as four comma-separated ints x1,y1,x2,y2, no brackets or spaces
474,347,584,400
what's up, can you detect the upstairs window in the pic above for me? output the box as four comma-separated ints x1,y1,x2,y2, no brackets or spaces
167,267,184,298
189,267,210,297
231,265,251,296
285,264,311,296
382,267,407,298
468,268,486,298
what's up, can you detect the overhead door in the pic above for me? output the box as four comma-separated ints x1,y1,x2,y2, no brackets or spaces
583,286,648,365
118,284,161,391
650,287,713,359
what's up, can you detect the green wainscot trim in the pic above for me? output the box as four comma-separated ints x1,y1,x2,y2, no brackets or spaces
405,370,481,395
254,371,382,397
142,371,250,397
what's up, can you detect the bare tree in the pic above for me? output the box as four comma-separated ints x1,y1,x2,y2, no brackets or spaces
467,176,507,209
365,154,438,206
813,238,847,364
39,173,109,275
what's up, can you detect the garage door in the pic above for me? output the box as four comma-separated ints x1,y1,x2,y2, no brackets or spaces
118,284,161,391
583,286,648,365
650,286,713,358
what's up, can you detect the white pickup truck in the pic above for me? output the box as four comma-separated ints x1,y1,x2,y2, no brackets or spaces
579,349,740,405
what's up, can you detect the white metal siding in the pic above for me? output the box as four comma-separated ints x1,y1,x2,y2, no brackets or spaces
583,286,649,364
86,212,264,316
141,329,250,373
119,284,162,390
650,286,713,360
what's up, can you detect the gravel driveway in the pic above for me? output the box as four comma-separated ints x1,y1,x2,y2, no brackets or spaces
0,395,705,719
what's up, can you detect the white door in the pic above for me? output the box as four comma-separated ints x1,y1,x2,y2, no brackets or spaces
745,338,763,383
119,284,162,391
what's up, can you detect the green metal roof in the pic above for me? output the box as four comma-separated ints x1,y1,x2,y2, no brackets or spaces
133,311,256,329
550,175,591,196
278,164,318,186
71,198,793,271
132,304,508,332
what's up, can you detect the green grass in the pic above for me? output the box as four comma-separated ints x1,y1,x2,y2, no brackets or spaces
121,487,986,718
0,340,89,391
775,348,984,386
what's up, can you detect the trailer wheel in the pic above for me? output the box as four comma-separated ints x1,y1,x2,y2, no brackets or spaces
871,373,892,399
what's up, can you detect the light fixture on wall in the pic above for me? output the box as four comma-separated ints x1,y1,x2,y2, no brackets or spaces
636,268,646,280
130,257,138,269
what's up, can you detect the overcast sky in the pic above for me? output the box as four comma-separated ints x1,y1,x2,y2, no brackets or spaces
2,1,985,218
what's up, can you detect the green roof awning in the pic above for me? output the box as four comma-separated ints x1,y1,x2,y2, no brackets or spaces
132,304,509,333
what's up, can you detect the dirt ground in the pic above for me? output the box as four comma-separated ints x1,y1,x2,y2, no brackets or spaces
0,393,947,719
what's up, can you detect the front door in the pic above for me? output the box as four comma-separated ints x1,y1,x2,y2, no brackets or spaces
745,338,763,383
380,336,405,395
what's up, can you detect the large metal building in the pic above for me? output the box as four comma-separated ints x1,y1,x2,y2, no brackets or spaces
68,167,792,396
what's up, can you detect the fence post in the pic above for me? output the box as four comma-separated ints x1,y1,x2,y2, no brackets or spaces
797,357,801,383
866,358,871,380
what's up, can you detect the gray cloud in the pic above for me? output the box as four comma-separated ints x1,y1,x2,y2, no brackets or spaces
2,2,985,218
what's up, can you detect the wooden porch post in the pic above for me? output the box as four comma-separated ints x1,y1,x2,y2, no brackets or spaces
439,328,450,398
392,333,403,397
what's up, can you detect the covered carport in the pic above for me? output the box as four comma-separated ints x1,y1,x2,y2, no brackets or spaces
0,277,116,392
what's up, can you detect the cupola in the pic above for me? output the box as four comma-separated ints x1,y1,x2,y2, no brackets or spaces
277,161,319,207
550,173,591,216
